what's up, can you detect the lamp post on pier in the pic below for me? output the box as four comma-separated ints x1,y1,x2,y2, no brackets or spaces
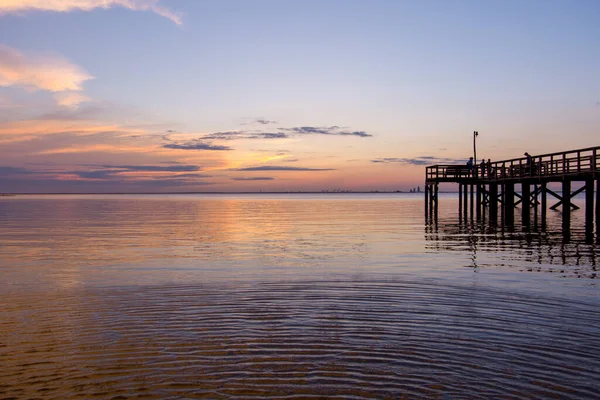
473,131,478,165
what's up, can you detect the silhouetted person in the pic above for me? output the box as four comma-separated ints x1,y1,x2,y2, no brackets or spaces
466,157,474,177
524,152,534,175
480,159,486,178
486,159,492,177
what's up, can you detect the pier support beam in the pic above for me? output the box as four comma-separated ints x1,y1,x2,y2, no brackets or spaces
562,179,571,233
424,184,429,219
584,179,594,243
522,183,530,227
463,183,468,220
489,183,498,225
433,184,438,222
469,184,474,220
585,179,594,236
541,182,547,230
533,184,539,227
458,183,463,220
476,184,482,220
597,180,600,243
503,183,515,226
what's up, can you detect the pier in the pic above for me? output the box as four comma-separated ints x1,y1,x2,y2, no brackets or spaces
424,145,600,241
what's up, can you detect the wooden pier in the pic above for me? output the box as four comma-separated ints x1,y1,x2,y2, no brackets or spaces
424,145,600,241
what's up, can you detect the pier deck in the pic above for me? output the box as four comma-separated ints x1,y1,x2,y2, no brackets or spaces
426,146,600,184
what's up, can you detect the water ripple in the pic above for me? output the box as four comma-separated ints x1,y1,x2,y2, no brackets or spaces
2,280,599,399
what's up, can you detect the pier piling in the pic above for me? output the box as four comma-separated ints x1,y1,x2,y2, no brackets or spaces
562,180,571,232
476,185,482,220
463,184,468,220
586,179,594,235
522,183,530,226
504,183,515,226
489,183,498,224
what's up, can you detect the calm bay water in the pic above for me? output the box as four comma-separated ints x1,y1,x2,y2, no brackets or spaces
1,193,599,399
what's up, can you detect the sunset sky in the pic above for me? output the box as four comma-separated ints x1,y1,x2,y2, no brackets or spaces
1,0,599,193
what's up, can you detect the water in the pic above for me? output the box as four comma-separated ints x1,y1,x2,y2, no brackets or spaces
1,193,599,399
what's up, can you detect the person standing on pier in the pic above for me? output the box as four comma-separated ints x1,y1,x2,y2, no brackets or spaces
466,157,474,177
524,152,534,175
486,159,492,178
480,159,486,178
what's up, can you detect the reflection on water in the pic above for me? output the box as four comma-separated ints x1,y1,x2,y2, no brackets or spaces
425,194,599,279
1,194,599,399
0,194,429,289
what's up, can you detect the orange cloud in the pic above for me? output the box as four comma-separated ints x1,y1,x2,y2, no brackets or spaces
35,144,151,155
0,0,182,25
54,91,91,108
0,44,93,92
0,119,138,136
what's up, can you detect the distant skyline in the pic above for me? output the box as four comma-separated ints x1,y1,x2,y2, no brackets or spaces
1,0,599,193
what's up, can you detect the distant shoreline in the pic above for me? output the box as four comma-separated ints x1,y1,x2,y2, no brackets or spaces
1,191,461,196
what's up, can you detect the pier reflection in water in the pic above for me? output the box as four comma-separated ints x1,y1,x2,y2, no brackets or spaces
1,194,599,399
425,194,598,278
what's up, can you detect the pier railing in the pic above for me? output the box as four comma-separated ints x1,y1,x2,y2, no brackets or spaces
426,145,600,182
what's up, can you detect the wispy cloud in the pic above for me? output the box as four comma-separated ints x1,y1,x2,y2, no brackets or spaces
231,177,275,181
0,162,216,193
371,156,464,165
0,163,205,181
0,165,31,176
54,91,91,108
0,0,182,25
96,164,201,172
0,119,144,139
163,141,232,151
0,44,93,93
201,131,289,140
239,118,278,126
280,126,372,137
234,166,334,171
192,125,371,142
256,119,277,125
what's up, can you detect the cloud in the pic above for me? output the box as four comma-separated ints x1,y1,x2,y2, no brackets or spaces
54,91,91,108
0,44,93,92
255,119,277,125
0,165,31,175
97,164,201,172
239,118,277,126
259,132,288,139
200,131,289,140
280,126,372,137
195,125,370,141
0,0,182,25
74,169,115,179
163,141,232,151
371,156,465,166
0,164,217,192
231,177,275,181
234,166,334,171
165,173,212,179
62,164,205,180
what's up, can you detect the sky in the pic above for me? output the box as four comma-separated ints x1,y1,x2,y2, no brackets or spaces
1,0,599,193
